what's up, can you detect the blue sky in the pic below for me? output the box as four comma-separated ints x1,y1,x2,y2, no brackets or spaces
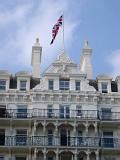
0,0,120,78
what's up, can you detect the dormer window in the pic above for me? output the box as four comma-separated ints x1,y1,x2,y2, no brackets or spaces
101,82,108,93
75,81,80,90
48,80,54,90
20,80,27,91
0,80,6,90
59,79,69,90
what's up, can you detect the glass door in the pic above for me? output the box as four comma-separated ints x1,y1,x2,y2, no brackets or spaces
103,132,113,148
59,105,70,118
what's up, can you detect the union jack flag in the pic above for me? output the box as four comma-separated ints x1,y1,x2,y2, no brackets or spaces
50,15,63,45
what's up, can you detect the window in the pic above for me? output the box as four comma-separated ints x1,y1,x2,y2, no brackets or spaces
59,105,70,118
16,156,26,160
48,80,54,90
59,79,69,90
48,130,53,145
0,157,4,160
101,108,112,120
16,130,27,146
48,156,53,160
0,106,6,118
101,82,108,93
0,129,5,146
75,81,80,90
0,80,6,90
17,105,27,118
47,105,53,118
76,105,82,117
20,80,27,91
103,132,113,148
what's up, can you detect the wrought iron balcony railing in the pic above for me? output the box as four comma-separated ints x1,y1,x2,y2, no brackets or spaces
0,109,98,120
0,136,99,148
0,136,120,149
1,109,120,121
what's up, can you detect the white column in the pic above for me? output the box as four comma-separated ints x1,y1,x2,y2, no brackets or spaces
73,124,76,146
8,149,11,160
94,123,98,136
33,121,37,136
55,124,58,146
56,150,59,160
86,150,90,160
43,123,46,145
44,150,46,160
85,122,88,136
96,150,99,160
74,152,77,160
34,148,37,160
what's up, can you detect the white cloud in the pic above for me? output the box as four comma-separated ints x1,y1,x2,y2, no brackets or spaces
107,49,120,77
0,0,81,73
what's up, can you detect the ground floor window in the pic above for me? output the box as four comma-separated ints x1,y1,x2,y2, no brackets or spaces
16,156,26,160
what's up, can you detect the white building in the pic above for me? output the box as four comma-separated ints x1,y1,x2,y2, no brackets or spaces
0,38,120,160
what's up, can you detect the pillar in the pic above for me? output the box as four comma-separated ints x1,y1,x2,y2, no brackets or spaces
96,150,99,160
74,152,77,160
86,150,90,160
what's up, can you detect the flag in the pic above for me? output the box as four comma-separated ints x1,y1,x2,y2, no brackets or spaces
50,15,63,45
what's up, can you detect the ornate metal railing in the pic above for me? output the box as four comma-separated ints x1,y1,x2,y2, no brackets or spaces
1,109,120,121
0,109,98,120
0,136,99,148
0,136,120,148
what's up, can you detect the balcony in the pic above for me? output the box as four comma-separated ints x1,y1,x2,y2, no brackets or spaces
0,136,120,149
0,109,98,120
0,136,99,148
99,111,120,121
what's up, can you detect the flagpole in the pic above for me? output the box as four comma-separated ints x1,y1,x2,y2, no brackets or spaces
62,13,65,53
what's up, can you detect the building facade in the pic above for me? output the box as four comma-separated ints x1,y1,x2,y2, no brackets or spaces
0,39,120,160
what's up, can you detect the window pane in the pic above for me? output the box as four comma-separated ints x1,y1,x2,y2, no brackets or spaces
0,80,6,90
20,81,27,90
49,80,53,90
76,81,80,90
102,83,108,93
16,130,27,146
76,105,82,116
47,105,53,118
16,157,26,160
101,108,112,120
59,79,69,90
17,105,27,118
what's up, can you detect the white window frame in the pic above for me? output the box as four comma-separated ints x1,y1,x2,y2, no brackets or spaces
17,105,27,118
20,80,27,91
48,80,54,90
75,81,80,90
59,79,69,90
101,82,108,93
76,105,82,117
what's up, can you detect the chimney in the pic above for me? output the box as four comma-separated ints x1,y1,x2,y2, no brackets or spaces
31,38,42,78
80,40,93,79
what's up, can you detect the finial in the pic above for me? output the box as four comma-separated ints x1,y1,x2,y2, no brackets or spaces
36,38,39,43
84,40,89,47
